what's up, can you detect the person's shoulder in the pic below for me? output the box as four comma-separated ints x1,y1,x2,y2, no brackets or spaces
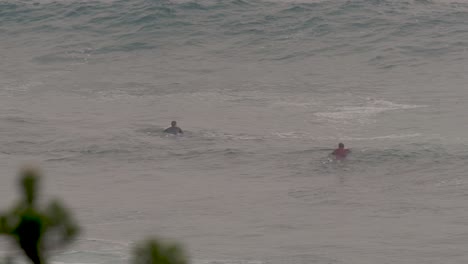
164,127,175,133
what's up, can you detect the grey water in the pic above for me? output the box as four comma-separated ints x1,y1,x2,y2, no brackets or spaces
1,0,468,263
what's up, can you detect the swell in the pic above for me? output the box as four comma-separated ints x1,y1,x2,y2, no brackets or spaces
1,0,467,68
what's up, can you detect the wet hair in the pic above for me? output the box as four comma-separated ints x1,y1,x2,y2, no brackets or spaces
338,143,344,148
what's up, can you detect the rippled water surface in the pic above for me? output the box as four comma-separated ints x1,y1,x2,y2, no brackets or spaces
1,0,468,263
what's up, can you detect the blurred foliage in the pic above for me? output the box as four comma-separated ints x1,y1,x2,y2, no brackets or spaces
1,168,188,264
131,238,187,264
0,168,80,264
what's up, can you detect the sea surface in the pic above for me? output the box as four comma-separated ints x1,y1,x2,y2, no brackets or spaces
1,0,468,263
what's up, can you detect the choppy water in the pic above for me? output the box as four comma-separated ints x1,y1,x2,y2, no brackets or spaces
1,0,468,263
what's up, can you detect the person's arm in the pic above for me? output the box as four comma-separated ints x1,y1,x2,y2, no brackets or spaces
179,128,183,134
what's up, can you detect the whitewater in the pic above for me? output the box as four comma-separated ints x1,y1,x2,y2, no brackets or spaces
1,0,467,263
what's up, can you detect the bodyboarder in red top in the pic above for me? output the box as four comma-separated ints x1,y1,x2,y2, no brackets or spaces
331,143,350,160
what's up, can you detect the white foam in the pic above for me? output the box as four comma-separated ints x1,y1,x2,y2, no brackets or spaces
271,132,421,141
272,131,309,139
339,133,422,141
435,178,466,187
315,99,425,122
201,131,265,141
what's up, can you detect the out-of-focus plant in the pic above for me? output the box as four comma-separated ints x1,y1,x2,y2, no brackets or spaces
1,168,188,264
0,168,79,264
131,238,187,264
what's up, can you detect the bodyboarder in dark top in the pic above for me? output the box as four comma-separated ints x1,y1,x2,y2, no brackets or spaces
164,121,183,135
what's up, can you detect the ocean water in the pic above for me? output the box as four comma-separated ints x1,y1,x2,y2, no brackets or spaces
1,0,468,263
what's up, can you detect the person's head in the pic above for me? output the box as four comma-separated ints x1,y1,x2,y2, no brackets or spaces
171,121,177,127
338,143,344,149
